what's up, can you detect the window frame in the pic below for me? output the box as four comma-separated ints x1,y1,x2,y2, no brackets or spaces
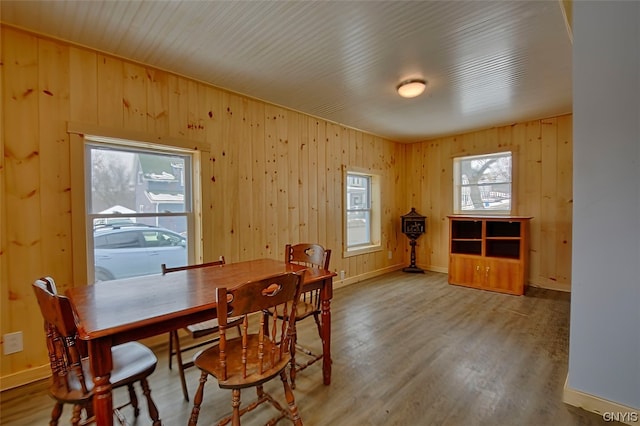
68,124,208,285
452,150,514,215
343,167,382,257
84,138,197,282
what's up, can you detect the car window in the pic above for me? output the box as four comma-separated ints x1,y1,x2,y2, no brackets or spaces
141,230,183,247
95,231,142,249
161,231,184,246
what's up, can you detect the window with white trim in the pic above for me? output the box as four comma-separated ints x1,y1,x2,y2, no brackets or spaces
85,138,198,282
345,169,381,253
453,151,512,214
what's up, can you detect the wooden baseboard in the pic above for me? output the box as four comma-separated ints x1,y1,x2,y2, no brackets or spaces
529,277,571,292
0,364,50,392
334,263,448,290
334,264,404,289
425,265,448,274
563,376,640,425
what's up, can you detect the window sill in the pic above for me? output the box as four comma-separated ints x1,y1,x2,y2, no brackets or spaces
452,211,512,216
343,244,382,258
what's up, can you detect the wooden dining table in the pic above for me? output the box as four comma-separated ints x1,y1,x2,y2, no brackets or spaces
66,258,336,426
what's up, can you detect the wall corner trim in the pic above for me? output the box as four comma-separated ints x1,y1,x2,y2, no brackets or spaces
563,376,639,425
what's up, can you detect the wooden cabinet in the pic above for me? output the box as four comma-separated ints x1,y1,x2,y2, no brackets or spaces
448,216,532,295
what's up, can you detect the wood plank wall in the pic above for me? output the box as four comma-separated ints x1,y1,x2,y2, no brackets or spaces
0,26,572,387
0,26,406,385
405,115,573,290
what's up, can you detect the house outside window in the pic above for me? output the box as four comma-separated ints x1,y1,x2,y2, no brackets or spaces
453,151,512,214
345,169,381,254
85,139,197,282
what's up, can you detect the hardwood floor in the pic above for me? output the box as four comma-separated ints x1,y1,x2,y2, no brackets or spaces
1,271,614,425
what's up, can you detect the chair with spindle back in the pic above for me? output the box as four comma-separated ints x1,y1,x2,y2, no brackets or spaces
161,257,242,401
32,277,160,426
188,270,305,426
282,243,331,388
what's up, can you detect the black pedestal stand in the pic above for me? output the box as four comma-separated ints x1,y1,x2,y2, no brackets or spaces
402,239,424,273
401,208,426,273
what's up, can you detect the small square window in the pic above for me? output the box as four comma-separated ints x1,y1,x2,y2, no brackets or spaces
453,151,512,214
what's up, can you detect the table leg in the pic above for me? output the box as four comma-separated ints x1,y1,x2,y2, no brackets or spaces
88,339,114,426
320,278,332,385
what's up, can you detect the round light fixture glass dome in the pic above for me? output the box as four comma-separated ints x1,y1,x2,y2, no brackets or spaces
396,78,427,98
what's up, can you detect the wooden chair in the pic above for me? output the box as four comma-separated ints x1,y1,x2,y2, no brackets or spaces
32,277,160,426
161,258,242,401
282,243,331,388
188,271,305,426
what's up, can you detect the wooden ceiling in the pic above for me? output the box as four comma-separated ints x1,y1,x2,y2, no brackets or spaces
1,1,573,142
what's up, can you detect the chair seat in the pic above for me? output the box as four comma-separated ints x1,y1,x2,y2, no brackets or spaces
108,343,158,385
59,342,158,396
186,319,220,338
194,334,291,389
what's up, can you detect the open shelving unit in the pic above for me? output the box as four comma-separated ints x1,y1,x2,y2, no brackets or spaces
448,215,532,295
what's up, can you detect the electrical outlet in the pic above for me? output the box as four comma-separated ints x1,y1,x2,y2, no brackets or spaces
3,331,23,355
340,270,346,280
388,250,393,259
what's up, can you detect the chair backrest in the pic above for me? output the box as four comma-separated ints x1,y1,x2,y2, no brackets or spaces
161,257,225,275
216,271,305,382
33,277,79,340
285,243,331,270
32,277,91,397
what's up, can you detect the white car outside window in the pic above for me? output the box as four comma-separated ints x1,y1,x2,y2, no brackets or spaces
94,225,187,281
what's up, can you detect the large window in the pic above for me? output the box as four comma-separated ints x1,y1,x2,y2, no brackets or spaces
453,151,512,214
345,169,381,254
85,139,197,282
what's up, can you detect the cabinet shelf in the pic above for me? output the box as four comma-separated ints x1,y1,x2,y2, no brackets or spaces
486,221,521,237
486,240,521,259
451,240,482,255
451,220,482,239
448,216,532,295
485,236,521,240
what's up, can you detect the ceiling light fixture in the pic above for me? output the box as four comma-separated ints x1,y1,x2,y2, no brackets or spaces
396,78,427,98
